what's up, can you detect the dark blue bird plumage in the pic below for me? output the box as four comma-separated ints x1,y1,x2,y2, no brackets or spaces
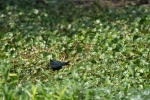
47,59,69,71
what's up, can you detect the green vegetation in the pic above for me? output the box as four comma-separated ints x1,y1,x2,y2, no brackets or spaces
0,1,150,100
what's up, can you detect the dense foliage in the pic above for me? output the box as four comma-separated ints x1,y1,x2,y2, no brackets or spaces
0,1,150,100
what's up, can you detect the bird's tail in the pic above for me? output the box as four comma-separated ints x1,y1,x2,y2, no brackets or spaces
63,61,69,65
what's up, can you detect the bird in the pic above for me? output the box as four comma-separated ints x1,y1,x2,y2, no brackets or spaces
47,59,69,71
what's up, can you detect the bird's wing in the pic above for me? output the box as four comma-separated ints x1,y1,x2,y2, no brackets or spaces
50,60,62,68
